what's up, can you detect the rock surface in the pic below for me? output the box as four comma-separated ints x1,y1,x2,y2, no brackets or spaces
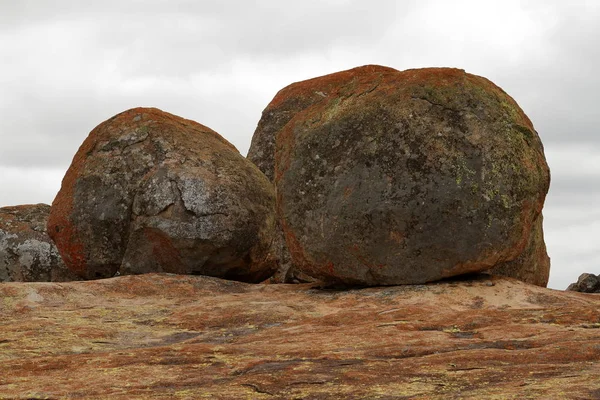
48,107,277,282
249,65,550,286
567,272,600,293
1,274,599,399
487,213,550,287
0,204,79,282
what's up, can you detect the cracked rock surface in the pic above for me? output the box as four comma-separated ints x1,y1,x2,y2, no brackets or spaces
48,107,277,282
0,204,79,282
249,65,550,286
0,273,599,399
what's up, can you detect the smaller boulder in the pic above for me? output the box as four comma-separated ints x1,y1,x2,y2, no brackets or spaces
48,107,278,282
566,273,600,293
0,204,79,282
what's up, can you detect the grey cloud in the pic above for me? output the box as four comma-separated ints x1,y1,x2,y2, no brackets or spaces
2,0,400,78
0,83,267,168
1,0,401,169
547,174,600,203
492,3,600,146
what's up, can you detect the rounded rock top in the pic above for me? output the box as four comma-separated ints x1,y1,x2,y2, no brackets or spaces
49,107,277,282
249,65,550,286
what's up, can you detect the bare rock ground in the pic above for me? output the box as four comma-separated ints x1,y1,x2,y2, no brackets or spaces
1,274,599,399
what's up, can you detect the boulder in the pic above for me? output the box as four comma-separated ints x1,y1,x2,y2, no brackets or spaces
0,204,79,282
566,273,600,293
48,107,277,282
487,213,550,286
248,68,400,284
250,65,550,286
1,273,599,398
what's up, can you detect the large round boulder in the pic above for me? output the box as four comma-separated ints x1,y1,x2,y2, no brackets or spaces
249,65,550,286
0,204,79,282
48,107,277,282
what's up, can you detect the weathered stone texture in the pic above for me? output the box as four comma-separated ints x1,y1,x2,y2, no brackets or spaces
250,65,550,286
567,272,600,293
0,274,598,399
488,213,550,286
0,204,79,282
48,107,277,282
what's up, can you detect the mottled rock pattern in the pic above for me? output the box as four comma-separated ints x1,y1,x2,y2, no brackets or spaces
488,213,550,286
0,204,79,282
248,65,399,181
250,65,550,286
566,272,600,293
48,107,277,282
249,68,401,284
266,220,318,284
1,274,599,399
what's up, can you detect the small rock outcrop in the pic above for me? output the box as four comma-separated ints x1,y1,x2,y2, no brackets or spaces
249,65,550,286
0,204,79,282
48,108,277,282
566,273,600,293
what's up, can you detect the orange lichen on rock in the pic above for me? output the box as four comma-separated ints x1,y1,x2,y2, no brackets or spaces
0,274,599,399
48,107,277,282
248,65,550,287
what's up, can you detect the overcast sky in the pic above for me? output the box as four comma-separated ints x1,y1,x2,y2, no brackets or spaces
1,0,598,289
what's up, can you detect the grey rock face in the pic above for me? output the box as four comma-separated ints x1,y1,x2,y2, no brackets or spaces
0,204,79,282
566,273,600,293
487,213,550,287
250,65,550,286
249,82,327,284
48,107,278,282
